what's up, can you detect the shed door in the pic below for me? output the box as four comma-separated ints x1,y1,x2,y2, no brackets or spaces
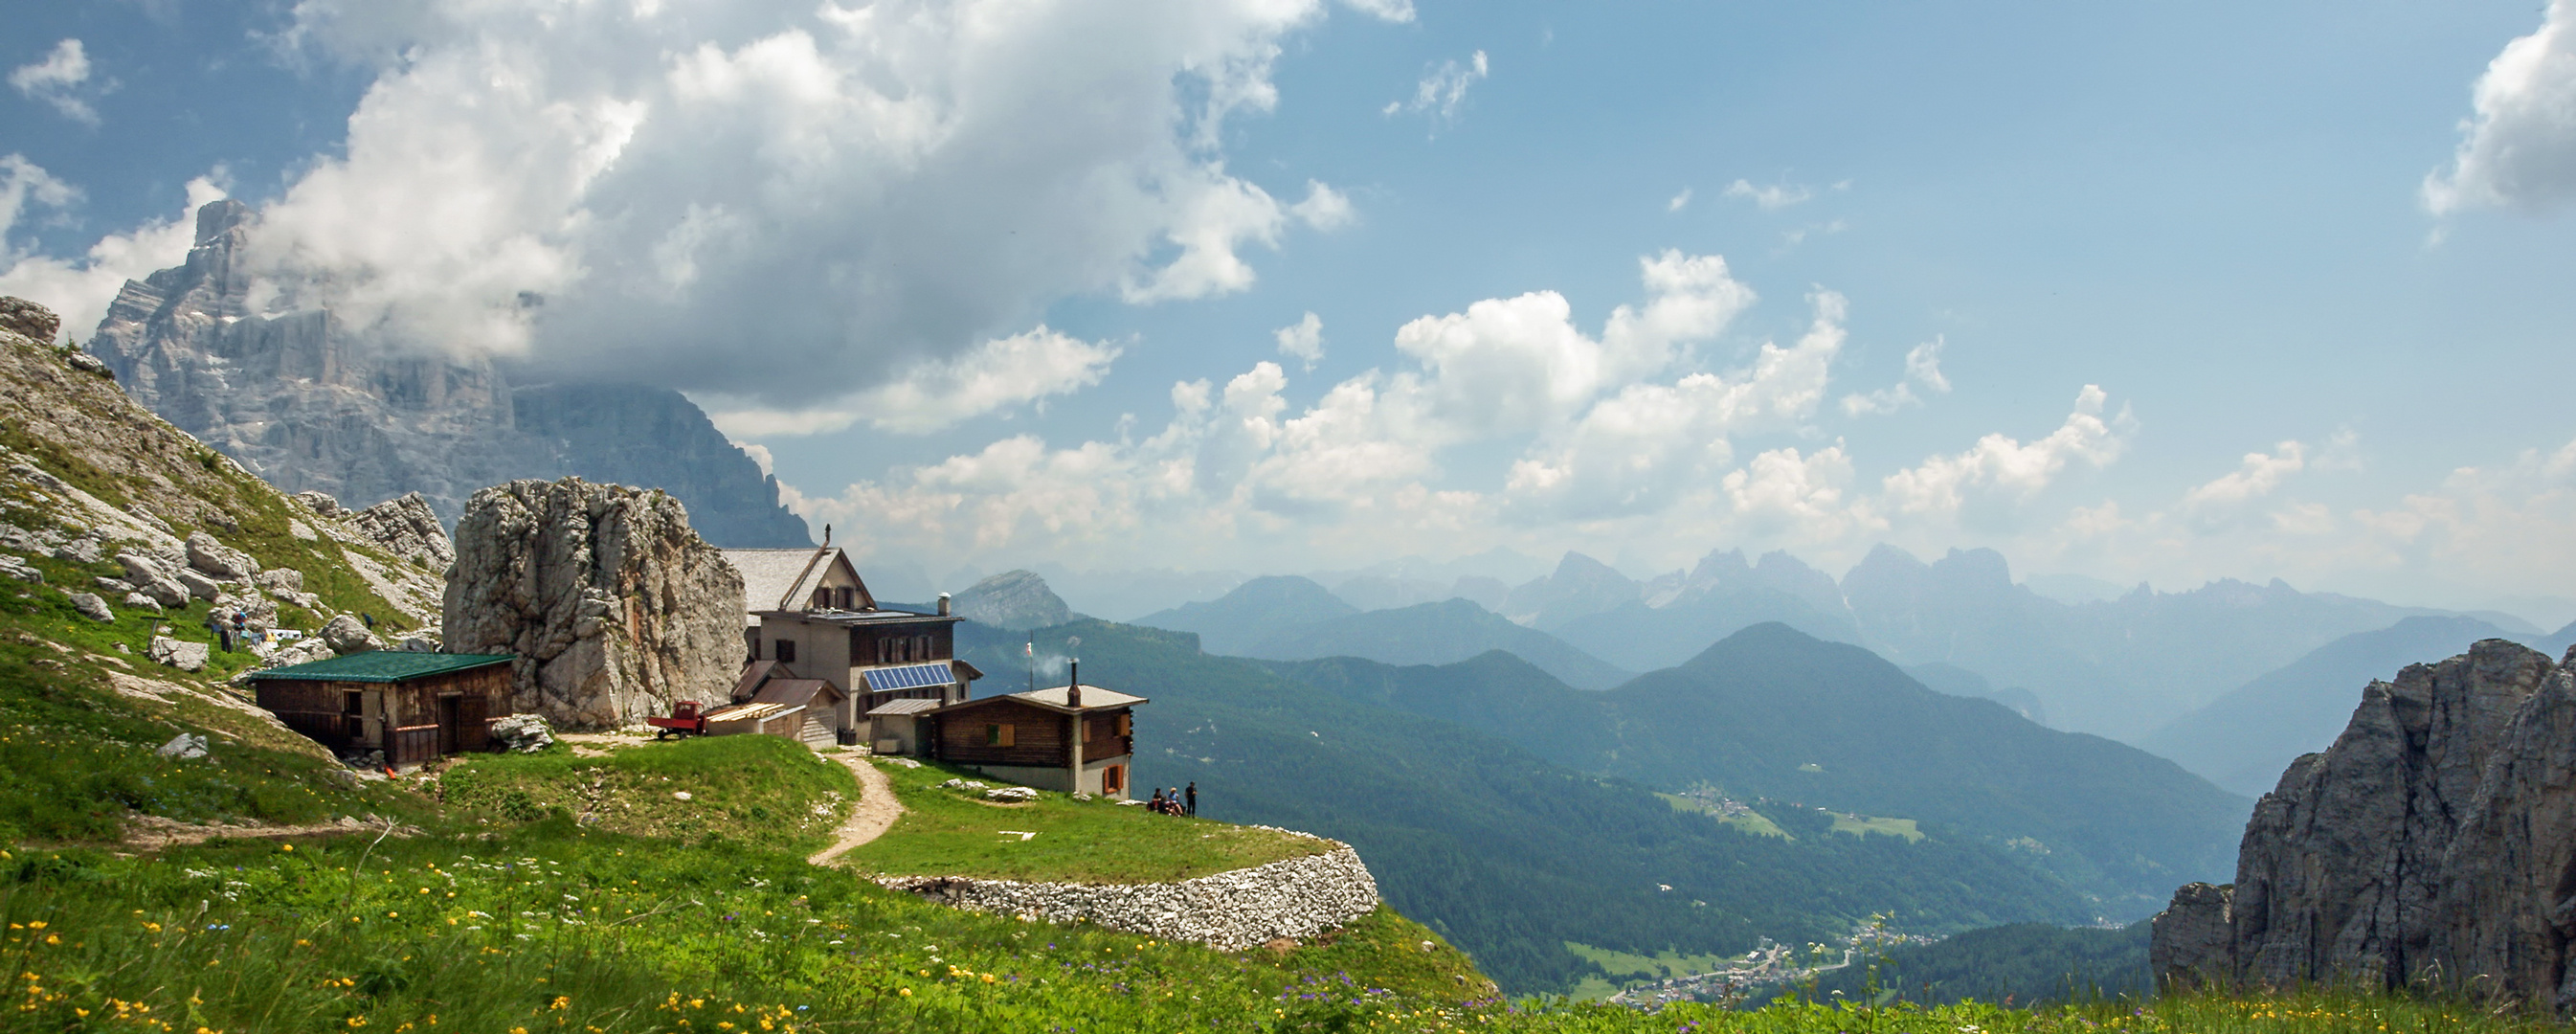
437,696,462,754
458,694,491,752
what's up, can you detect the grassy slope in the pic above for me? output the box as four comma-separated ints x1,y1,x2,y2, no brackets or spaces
964,619,2096,996
437,735,859,856
841,757,1330,883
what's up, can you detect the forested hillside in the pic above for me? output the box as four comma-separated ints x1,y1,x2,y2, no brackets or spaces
1786,922,2151,1006
959,620,2095,994
1264,623,2250,918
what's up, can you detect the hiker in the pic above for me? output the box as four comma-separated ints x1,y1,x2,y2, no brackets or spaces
1185,781,1197,816
1149,788,1167,814
361,612,374,629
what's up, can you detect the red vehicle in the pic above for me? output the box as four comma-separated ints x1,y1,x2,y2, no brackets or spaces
646,700,706,739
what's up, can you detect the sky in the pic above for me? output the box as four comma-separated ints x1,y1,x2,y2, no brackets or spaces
4,0,2575,619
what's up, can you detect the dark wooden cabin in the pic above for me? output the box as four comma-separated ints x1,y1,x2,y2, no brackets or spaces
927,680,1146,798
249,652,514,767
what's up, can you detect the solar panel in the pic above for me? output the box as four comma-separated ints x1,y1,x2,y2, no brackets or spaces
862,663,954,692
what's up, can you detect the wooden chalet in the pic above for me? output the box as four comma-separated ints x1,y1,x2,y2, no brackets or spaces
249,652,514,767
926,666,1144,798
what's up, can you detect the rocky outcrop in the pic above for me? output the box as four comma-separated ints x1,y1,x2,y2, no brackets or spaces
951,570,1074,630
2149,640,2576,1008
877,843,1381,952
346,492,453,571
443,478,745,730
87,200,810,547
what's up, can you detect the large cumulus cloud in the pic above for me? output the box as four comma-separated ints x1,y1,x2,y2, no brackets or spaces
235,0,1369,413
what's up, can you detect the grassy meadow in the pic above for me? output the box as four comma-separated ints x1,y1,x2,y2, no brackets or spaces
838,756,1333,883
436,735,857,856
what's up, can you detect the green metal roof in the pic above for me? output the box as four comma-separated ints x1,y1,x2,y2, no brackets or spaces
247,651,515,684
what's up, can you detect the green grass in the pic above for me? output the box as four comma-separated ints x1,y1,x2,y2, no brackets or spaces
437,735,857,856
0,822,1490,1034
1659,792,1791,839
840,758,1333,883
1563,941,1741,1000
1829,815,1923,842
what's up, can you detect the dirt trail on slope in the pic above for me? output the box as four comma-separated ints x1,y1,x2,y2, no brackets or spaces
810,754,905,866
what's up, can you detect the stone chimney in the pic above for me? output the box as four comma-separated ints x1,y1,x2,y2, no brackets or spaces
1067,659,1082,708
937,592,952,616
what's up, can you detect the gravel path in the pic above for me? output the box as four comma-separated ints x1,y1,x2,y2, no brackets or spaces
810,754,905,866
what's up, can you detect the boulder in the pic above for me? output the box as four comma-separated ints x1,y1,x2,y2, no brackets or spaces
67,591,112,622
292,491,349,519
320,614,380,654
2148,640,2576,1008
0,554,40,582
489,713,555,753
122,592,161,613
155,733,209,759
117,552,191,607
349,492,454,570
442,478,745,731
146,636,211,672
176,568,222,601
0,296,60,343
185,530,258,579
256,567,304,593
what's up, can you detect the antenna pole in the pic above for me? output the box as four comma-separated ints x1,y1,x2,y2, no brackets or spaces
1026,633,1035,695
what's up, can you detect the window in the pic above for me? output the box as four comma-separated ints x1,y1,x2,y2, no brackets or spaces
774,639,796,663
1102,765,1124,794
984,723,1016,747
877,639,889,664
916,635,932,659
1115,713,1131,737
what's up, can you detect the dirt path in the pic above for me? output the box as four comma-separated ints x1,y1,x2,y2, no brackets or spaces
809,754,905,866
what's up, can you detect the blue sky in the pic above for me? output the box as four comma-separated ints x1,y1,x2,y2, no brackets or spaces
5,0,2575,617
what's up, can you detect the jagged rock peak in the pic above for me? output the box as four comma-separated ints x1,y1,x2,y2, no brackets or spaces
347,492,453,571
441,478,745,731
84,199,810,547
2150,639,2576,1009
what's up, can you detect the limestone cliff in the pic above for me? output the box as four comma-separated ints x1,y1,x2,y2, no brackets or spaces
952,570,1075,630
2151,639,2576,1009
443,478,745,730
87,200,810,547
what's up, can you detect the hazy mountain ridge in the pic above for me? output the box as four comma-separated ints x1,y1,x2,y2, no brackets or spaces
1263,623,2248,918
85,200,811,547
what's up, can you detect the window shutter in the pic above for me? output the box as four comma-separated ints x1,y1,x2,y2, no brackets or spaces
997,723,1016,748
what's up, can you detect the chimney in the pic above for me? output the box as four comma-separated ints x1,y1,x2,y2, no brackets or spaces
936,592,952,617
1067,659,1081,708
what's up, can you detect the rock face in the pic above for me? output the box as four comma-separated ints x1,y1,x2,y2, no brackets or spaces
443,478,745,730
346,492,454,570
951,570,1074,630
877,842,1381,952
2149,640,2576,1007
87,200,810,548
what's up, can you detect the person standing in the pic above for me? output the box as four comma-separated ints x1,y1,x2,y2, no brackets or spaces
1185,781,1197,816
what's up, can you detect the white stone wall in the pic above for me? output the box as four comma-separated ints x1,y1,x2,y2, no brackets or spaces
875,842,1380,952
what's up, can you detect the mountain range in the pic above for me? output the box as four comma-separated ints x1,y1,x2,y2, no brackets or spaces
957,619,2101,994
1262,623,2249,916
1138,578,1633,689
83,200,810,546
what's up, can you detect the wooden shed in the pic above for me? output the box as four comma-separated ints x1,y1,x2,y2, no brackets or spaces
926,678,1146,798
249,652,514,767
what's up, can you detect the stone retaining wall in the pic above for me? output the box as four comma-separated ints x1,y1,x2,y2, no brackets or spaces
876,841,1380,952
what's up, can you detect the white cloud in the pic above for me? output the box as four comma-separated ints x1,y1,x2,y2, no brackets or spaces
1882,385,2133,521
1274,311,1325,370
705,326,1121,438
1505,289,1841,518
11,39,98,124
1724,444,1869,539
1840,336,1951,416
112,0,1350,407
1668,188,1692,212
0,170,225,343
2425,0,2576,214
1384,50,1489,125
2182,440,2305,508
1723,178,1813,211
1337,0,1416,23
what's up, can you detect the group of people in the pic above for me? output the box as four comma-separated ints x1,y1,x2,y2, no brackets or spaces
1146,781,1196,816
